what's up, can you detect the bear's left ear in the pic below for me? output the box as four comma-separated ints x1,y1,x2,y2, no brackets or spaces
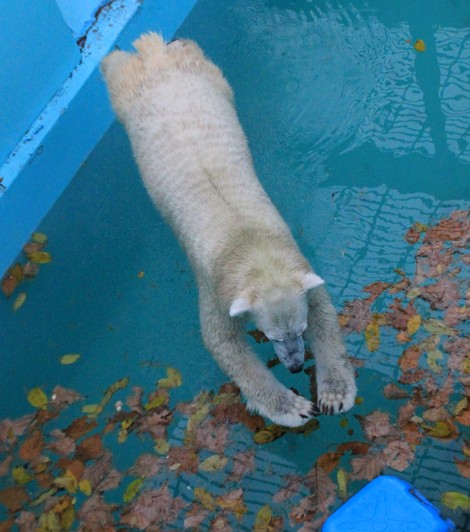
229,297,251,317
302,272,325,291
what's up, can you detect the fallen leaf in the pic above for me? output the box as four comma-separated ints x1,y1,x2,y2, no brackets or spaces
365,319,380,352
413,39,426,52
123,478,143,503
441,491,470,511
19,430,44,461
154,438,170,455
158,367,182,389
423,420,458,440
405,222,428,244
76,434,103,461
356,410,394,440
248,329,269,343
60,354,81,365
168,446,199,473
12,466,32,486
199,454,228,472
406,314,421,336
32,232,48,244
398,345,422,371
426,349,444,373
383,383,410,400
455,459,470,479
63,416,97,440
13,292,27,311
423,319,456,336
253,424,288,444
27,251,52,264
229,450,255,481
216,488,247,520
27,387,48,410
350,451,386,481
337,469,348,499
254,504,273,532
194,487,217,511
79,478,92,496
383,440,414,471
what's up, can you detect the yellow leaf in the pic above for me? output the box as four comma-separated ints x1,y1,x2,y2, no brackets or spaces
253,424,288,444
13,292,27,311
27,387,48,410
365,320,380,352
59,504,75,530
81,404,102,416
406,287,422,299
118,429,128,444
60,354,81,365
123,478,143,503
12,466,32,485
32,232,48,244
337,468,348,499
158,367,182,389
199,454,228,472
137,271,145,279
194,487,217,511
441,492,470,511
406,314,421,336
53,469,78,493
455,398,468,416
78,479,92,496
426,349,443,373
254,504,272,532
38,510,61,531
423,319,456,336
339,418,349,428
27,251,52,264
144,393,166,411
413,39,426,52
154,438,170,455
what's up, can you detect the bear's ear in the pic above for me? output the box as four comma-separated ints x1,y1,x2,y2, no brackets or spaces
229,297,251,317
302,272,325,291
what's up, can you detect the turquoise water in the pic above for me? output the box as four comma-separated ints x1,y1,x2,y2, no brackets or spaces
1,0,469,529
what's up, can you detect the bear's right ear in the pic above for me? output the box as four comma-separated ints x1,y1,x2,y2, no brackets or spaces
229,297,251,317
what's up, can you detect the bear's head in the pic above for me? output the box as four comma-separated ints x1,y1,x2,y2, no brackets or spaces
229,272,324,373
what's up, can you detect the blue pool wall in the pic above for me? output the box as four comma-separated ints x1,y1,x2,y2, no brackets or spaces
0,0,198,278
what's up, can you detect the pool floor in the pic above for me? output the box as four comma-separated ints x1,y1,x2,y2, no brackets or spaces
1,0,469,529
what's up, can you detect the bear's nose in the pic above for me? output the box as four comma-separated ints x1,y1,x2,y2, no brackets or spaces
289,362,304,374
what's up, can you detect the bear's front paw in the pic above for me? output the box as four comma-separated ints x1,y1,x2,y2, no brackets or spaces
316,361,357,415
247,388,316,428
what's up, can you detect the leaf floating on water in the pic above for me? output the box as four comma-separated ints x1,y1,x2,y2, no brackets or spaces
78,479,92,496
253,424,288,444
60,354,81,365
144,392,166,411
158,367,182,389
254,504,273,532
406,314,421,336
31,232,48,244
12,466,32,485
423,318,456,336
194,487,217,511
216,488,247,520
154,438,170,455
413,39,426,52
364,319,380,352
27,387,48,410
199,454,228,472
426,349,443,373
337,468,348,499
441,491,470,511
81,404,102,416
13,292,27,311
123,478,143,503
27,251,52,264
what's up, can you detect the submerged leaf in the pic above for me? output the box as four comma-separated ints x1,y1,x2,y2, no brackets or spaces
158,367,182,389
406,314,421,336
364,319,380,352
13,292,27,311
123,478,143,503
27,251,52,264
253,424,288,444
27,387,48,410
199,454,228,472
337,468,348,499
254,504,273,532
60,354,81,365
441,492,470,511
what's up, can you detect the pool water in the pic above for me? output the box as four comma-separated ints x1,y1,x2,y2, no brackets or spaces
1,0,469,530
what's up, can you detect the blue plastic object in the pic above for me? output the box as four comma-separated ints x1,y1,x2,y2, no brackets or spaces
322,476,455,532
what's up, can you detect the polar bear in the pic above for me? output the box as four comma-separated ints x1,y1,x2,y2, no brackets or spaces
101,34,357,427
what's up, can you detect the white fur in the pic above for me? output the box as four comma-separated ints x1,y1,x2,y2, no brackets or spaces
101,34,357,426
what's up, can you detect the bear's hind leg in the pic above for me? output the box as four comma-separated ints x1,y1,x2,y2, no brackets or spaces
199,285,316,427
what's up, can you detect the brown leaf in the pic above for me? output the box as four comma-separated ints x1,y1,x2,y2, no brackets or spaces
229,450,255,481
248,329,269,343
97,468,122,492
383,384,410,400
350,451,386,481
0,486,29,512
339,299,372,334
51,385,84,409
19,430,44,461
184,506,210,529
168,446,199,473
289,495,318,524
82,450,112,489
76,434,103,461
63,416,97,440
455,459,470,478
1,264,23,298
304,465,337,512
385,300,417,331
398,345,422,371
128,453,164,479
415,242,453,283
356,411,393,440
419,278,460,310
444,306,470,326
383,440,414,472
77,493,116,528
405,222,427,244
335,441,371,456
317,451,342,473
212,401,265,431
126,386,144,414
15,511,37,531
211,514,232,531
195,418,228,453
49,430,76,456
424,210,470,247
272,475,303,503
216,489,247,520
